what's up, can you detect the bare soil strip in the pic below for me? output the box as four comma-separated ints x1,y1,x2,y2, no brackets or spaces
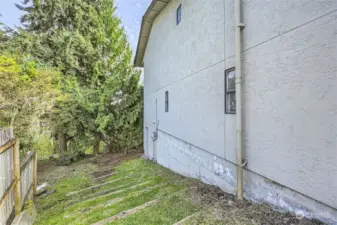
93,172,117,181
66,178,123,197
90,168,115,178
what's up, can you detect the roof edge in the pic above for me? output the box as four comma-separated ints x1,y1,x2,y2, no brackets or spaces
134,0,171,67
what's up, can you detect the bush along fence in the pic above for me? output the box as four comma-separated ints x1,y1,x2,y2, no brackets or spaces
0,128,37,225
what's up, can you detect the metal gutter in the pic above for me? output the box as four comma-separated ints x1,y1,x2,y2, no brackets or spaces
134,0,171,67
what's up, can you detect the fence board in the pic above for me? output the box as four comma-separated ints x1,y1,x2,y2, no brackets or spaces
20,153,34,207
0,128,15,225
0,128,37,225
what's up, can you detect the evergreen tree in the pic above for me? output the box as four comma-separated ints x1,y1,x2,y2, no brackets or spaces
16,0,143,157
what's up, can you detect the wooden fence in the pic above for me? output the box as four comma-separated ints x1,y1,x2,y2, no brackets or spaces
0,128,37,225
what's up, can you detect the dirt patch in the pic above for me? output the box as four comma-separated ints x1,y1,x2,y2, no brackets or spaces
188,182,323,225
37,159,57,175
37,158,96,186
195,183,235,204
37,152,142,186
91,152,143,169
91,168,116,178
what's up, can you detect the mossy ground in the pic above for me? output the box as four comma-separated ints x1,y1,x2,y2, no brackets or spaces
35,153,322,225
35,156,200,225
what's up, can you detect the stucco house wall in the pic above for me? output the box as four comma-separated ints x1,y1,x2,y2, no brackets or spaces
141,0,337,223
144,0,226,159
225,0,337,210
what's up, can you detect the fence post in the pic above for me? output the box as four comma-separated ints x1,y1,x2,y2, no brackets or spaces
13,139,21,215
33,152,38,195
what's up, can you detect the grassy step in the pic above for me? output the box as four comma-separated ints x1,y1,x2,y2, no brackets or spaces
78,183,183,224
92,190,188,225
68,172,151,198
66,178,124,197
64,197,125,220
91,197,159,225
39,175,93,211
89,168,115,177
37,179,162,223
67,177,136,200
85,182,138,199
93,172,117,181
108,194,199,225
65,183,169,221
37,183,168,225
66,179,166,212
65,181,153,208
35,159,195,225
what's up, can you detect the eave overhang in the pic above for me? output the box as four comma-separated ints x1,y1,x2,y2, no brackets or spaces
134,0,171,67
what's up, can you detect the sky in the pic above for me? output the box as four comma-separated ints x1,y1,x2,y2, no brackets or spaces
0,0,151,53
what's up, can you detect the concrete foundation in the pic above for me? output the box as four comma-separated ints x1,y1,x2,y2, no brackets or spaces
152,130,337,224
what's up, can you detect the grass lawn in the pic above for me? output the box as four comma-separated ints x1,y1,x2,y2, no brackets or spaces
35,157,200,225
35,153,321,225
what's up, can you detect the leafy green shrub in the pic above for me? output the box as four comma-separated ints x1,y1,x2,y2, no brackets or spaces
0,54,62,154
33,134,55,159
58,151,86,166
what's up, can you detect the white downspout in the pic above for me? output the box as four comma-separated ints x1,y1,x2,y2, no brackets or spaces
235,0,246,200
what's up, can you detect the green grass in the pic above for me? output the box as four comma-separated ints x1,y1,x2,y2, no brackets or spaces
38,174,92,209
35,158,200,225
78,184,182,224
109,195,200,225
66,179,163,211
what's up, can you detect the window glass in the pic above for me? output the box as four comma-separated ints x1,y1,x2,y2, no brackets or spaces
227,70,236,92
225,68,236,114
226,92,236,113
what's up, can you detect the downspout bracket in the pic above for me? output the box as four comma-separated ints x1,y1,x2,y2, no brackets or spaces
237,23,245,30
239,159,248,168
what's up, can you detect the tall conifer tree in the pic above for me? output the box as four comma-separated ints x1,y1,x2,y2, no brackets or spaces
16,0,143,156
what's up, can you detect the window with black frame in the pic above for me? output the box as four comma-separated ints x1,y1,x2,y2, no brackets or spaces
225,68,236,114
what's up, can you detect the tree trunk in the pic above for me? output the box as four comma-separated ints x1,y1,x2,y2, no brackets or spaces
93,134,100,155
53,138,58,154
58,133,67,152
